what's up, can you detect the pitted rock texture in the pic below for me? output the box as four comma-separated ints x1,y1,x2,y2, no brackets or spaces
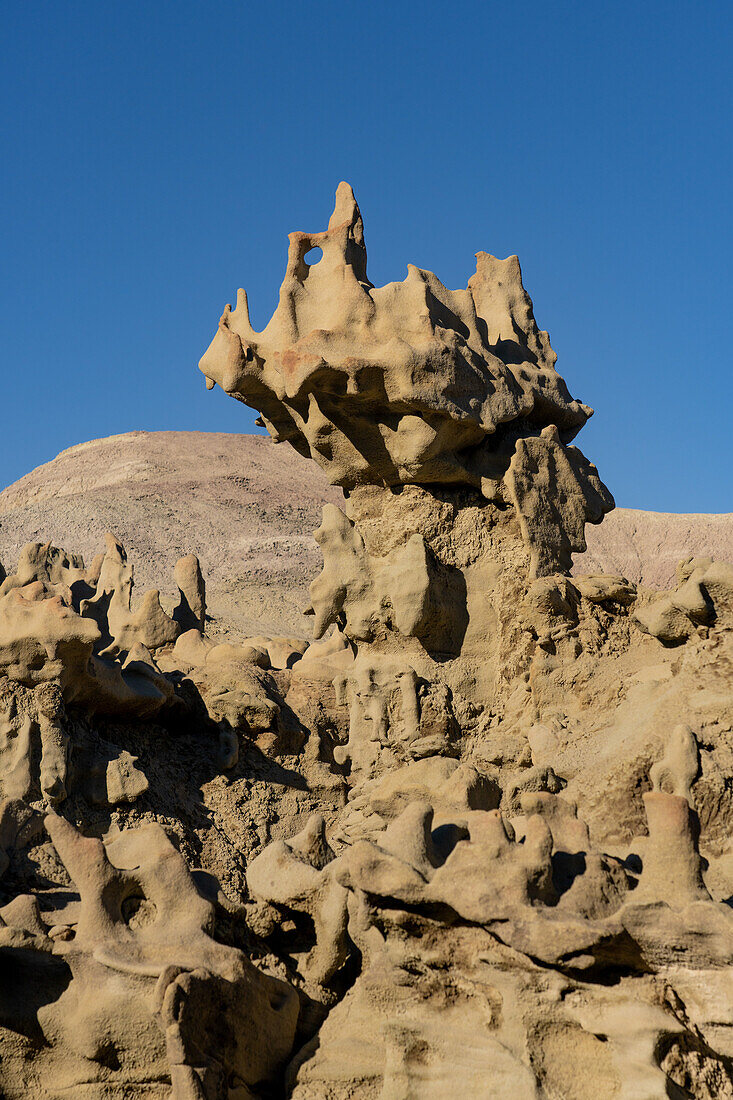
199,186,594,494
199,183,614,579
1,185,732,1099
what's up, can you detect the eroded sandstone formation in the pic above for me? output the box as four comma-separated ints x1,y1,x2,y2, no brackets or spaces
1,185,732,1098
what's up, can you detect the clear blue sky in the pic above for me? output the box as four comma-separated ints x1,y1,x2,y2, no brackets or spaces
1,1,731,511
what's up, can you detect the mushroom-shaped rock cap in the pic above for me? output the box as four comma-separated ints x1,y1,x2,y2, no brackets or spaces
199,183,595,496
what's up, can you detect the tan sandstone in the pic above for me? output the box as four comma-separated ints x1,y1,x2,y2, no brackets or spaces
0,184,731,1099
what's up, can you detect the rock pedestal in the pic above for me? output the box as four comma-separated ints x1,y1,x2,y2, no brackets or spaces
1,185,732,1099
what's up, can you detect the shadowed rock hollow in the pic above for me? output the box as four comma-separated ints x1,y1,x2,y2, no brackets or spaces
1,184,732,1099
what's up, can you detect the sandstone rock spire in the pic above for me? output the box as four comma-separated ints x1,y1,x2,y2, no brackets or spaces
199,183,613,583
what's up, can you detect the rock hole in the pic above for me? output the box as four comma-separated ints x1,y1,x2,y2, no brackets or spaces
121,890,157,929
304,247,323,266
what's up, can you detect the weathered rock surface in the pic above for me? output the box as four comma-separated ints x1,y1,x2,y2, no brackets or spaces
1,184,732,1099
0,431,344,642
1,433,729,639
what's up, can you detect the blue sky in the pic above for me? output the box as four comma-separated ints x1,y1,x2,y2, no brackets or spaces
1,1,731,511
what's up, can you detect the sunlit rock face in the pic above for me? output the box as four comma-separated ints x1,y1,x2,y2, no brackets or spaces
2,187,732,1100
199,183,612,580
199,184,614,724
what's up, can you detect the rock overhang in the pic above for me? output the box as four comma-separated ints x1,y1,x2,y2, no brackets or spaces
199,183,598,496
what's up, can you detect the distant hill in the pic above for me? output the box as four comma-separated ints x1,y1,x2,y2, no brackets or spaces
0,431,730,638
575,507,733,588
0,431,342,641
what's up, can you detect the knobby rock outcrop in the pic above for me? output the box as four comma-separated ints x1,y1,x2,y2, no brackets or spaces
0,185,732,1099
